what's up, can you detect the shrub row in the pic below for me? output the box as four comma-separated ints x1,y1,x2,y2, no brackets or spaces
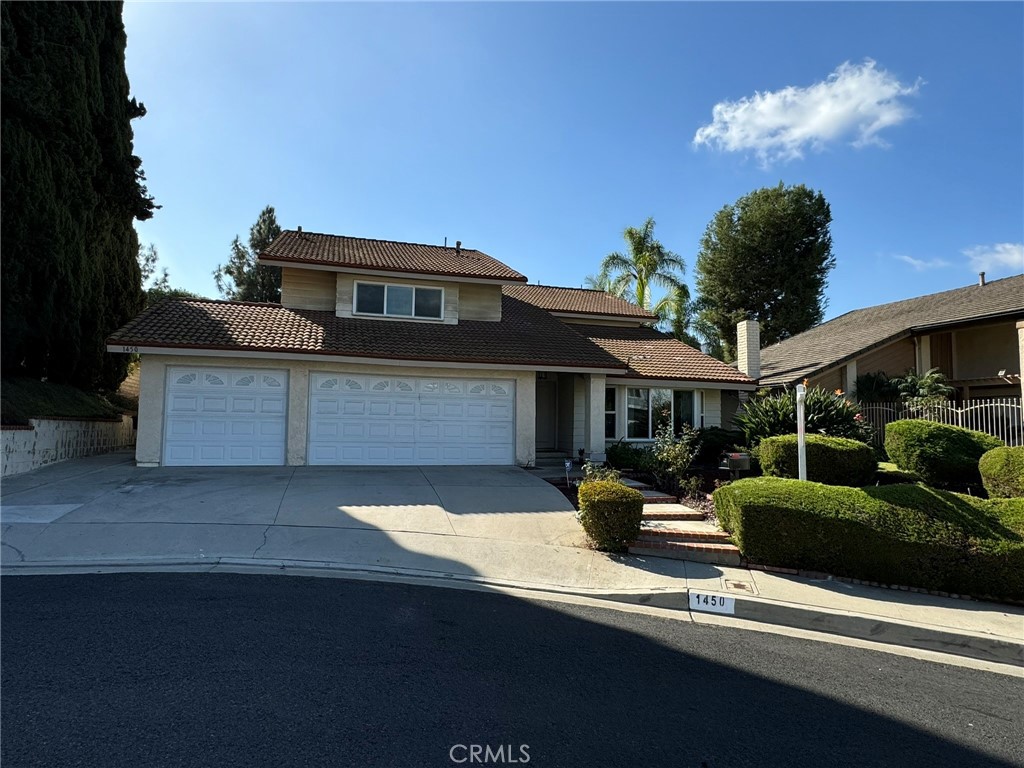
756,434,876,487
980,446,1024,499
884,420,1002,488
713,477,1024,601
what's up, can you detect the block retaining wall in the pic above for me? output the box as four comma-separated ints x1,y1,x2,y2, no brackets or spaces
1,416,135,477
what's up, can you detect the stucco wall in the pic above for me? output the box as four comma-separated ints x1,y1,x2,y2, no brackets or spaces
136,355,536,467
955,322,1019,379
458,283,503,321
1,416,135,477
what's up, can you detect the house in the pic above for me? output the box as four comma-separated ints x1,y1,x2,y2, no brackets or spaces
107,231,755,467
758,274,1024,401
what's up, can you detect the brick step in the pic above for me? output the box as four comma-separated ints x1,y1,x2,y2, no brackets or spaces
619,477,653,490
637,527,732,543
628,540,742,567
642,503,702,520
639,489,677,503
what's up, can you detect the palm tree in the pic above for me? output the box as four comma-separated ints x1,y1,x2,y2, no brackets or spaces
599,217,686,311
583,272,631,299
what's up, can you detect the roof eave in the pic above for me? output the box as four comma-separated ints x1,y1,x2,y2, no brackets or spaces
259,256,529,284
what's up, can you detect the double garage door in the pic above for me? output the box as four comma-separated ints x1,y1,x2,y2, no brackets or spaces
163,367,515,466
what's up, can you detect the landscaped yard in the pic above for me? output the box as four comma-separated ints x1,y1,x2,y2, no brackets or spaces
0,377,131,426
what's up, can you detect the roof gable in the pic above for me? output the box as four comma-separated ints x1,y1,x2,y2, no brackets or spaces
260,231,527,283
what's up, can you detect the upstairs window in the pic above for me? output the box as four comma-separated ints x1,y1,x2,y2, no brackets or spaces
354,282,443,320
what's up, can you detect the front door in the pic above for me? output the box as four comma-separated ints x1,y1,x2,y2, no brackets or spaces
535,377,557,450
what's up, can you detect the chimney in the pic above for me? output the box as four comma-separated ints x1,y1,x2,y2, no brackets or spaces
737,319,761,380
455,240,462,256
979,272,986,286
297,226,302,232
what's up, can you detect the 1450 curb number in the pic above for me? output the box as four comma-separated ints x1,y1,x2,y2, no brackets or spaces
689,592,736,615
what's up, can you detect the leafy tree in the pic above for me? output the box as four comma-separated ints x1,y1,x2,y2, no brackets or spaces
895,368,954,401
1,1,156,389
599,217,686,312
138,243,200,307
583,272,630,299
854,371,901,402
695,183,835,361
213,206,283,302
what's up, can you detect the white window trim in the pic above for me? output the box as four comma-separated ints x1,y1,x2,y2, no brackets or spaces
622,386,697,441
353,280,445,321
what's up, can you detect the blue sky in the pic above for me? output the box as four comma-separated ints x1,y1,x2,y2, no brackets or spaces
124,1,1023,319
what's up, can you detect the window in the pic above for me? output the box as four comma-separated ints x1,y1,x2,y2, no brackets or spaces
354,282,443,320
624,387,696,439
605,387,616,439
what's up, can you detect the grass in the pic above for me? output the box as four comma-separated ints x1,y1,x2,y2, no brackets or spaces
1,377,125,426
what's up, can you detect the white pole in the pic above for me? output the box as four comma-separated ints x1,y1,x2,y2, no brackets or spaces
796,384,807,481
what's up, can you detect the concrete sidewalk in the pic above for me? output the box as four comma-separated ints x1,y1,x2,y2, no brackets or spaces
3,451,1022,667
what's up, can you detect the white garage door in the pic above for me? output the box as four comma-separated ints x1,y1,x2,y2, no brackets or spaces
163,367,288,466
308,373,515,465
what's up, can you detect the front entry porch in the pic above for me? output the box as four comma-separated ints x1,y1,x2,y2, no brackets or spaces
533,372,606,462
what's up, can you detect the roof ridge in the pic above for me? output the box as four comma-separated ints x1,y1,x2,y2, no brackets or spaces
280,229,482,254
828,273,1024,317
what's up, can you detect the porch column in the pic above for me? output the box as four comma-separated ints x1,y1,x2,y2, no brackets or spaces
1017,321,1024,402
584,373,607,462
844,359,857,398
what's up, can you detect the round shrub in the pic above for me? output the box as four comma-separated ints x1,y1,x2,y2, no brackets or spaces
577,480,645,552
979,446,1024,499
757,434,876,487
884,420,1003,488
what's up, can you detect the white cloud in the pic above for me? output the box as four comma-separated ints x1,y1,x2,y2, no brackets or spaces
693,60,921,166
963,243,1024,276
895,254,950,271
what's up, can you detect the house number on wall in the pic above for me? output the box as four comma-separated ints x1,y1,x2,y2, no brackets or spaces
121,346,139,353
689,592,736,615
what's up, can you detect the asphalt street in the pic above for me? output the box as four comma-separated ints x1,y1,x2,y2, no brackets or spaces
2,573,1021,768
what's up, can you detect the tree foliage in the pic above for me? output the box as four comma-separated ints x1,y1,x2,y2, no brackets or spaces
1,1,156,389
695,183,835,361
583,271,630,299
138,243,201,308
599,217,686,311
213,206,283,302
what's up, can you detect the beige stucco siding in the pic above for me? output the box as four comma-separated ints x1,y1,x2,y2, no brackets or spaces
458,283,503,321
136,355,536,467
280,268,335,310
954,321,1019,379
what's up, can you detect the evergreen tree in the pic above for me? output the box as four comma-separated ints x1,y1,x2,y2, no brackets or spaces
695,183,834,361
1,2,155,389
213,206,283,302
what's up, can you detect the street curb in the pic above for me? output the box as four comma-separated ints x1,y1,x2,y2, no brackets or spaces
3,557,1020,666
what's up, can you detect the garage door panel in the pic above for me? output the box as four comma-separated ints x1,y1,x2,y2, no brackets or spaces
308,373,514,466
164,367,287,466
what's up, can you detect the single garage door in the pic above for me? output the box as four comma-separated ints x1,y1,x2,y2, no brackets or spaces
308,373,515,465
163,367,288,466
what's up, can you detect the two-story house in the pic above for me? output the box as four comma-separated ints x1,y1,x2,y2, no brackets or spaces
108,230,754,467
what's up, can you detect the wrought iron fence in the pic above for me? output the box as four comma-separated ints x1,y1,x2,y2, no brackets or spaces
858,398,1023,447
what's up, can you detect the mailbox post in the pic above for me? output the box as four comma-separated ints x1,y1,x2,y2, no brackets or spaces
796,383,807,481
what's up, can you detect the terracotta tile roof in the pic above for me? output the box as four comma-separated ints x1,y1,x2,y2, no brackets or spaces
503,284,658,320
574,325,756,385
107,296,623,370
760,274,1024,386
260,230,527,283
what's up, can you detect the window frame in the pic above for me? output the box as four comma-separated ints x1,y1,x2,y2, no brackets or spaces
604,387,616,439
353,280,445,321
619,386,698,441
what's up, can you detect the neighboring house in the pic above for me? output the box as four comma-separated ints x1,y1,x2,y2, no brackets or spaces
759,274,1024,401
107,231,754,467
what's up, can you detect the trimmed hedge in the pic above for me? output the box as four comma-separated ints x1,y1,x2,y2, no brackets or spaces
980,446,1024,499
714,477,1024,600
875,462,923,485
757,434,876,487
577,480,645,552
884,420,1003,488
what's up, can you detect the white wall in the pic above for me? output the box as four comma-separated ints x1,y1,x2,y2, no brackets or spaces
1,416,135,477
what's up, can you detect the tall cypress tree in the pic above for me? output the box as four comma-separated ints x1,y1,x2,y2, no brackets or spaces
1,2,155,389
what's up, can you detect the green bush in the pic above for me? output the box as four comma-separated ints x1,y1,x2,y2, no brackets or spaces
577,480,645,552
757,434,876,487
580,461,621,484
875,462,923,485
884,420,1003,488
979,446,1024,499
713,477,1024,600
606,440,656,472
692,427,745,466
735,387,872,446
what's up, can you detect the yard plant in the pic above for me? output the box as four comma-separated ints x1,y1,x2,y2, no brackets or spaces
979,446,1024,499
714,477,1024,600
884,420,1002,489
735,386,871,446
757,434,876,487
577,480,645,552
